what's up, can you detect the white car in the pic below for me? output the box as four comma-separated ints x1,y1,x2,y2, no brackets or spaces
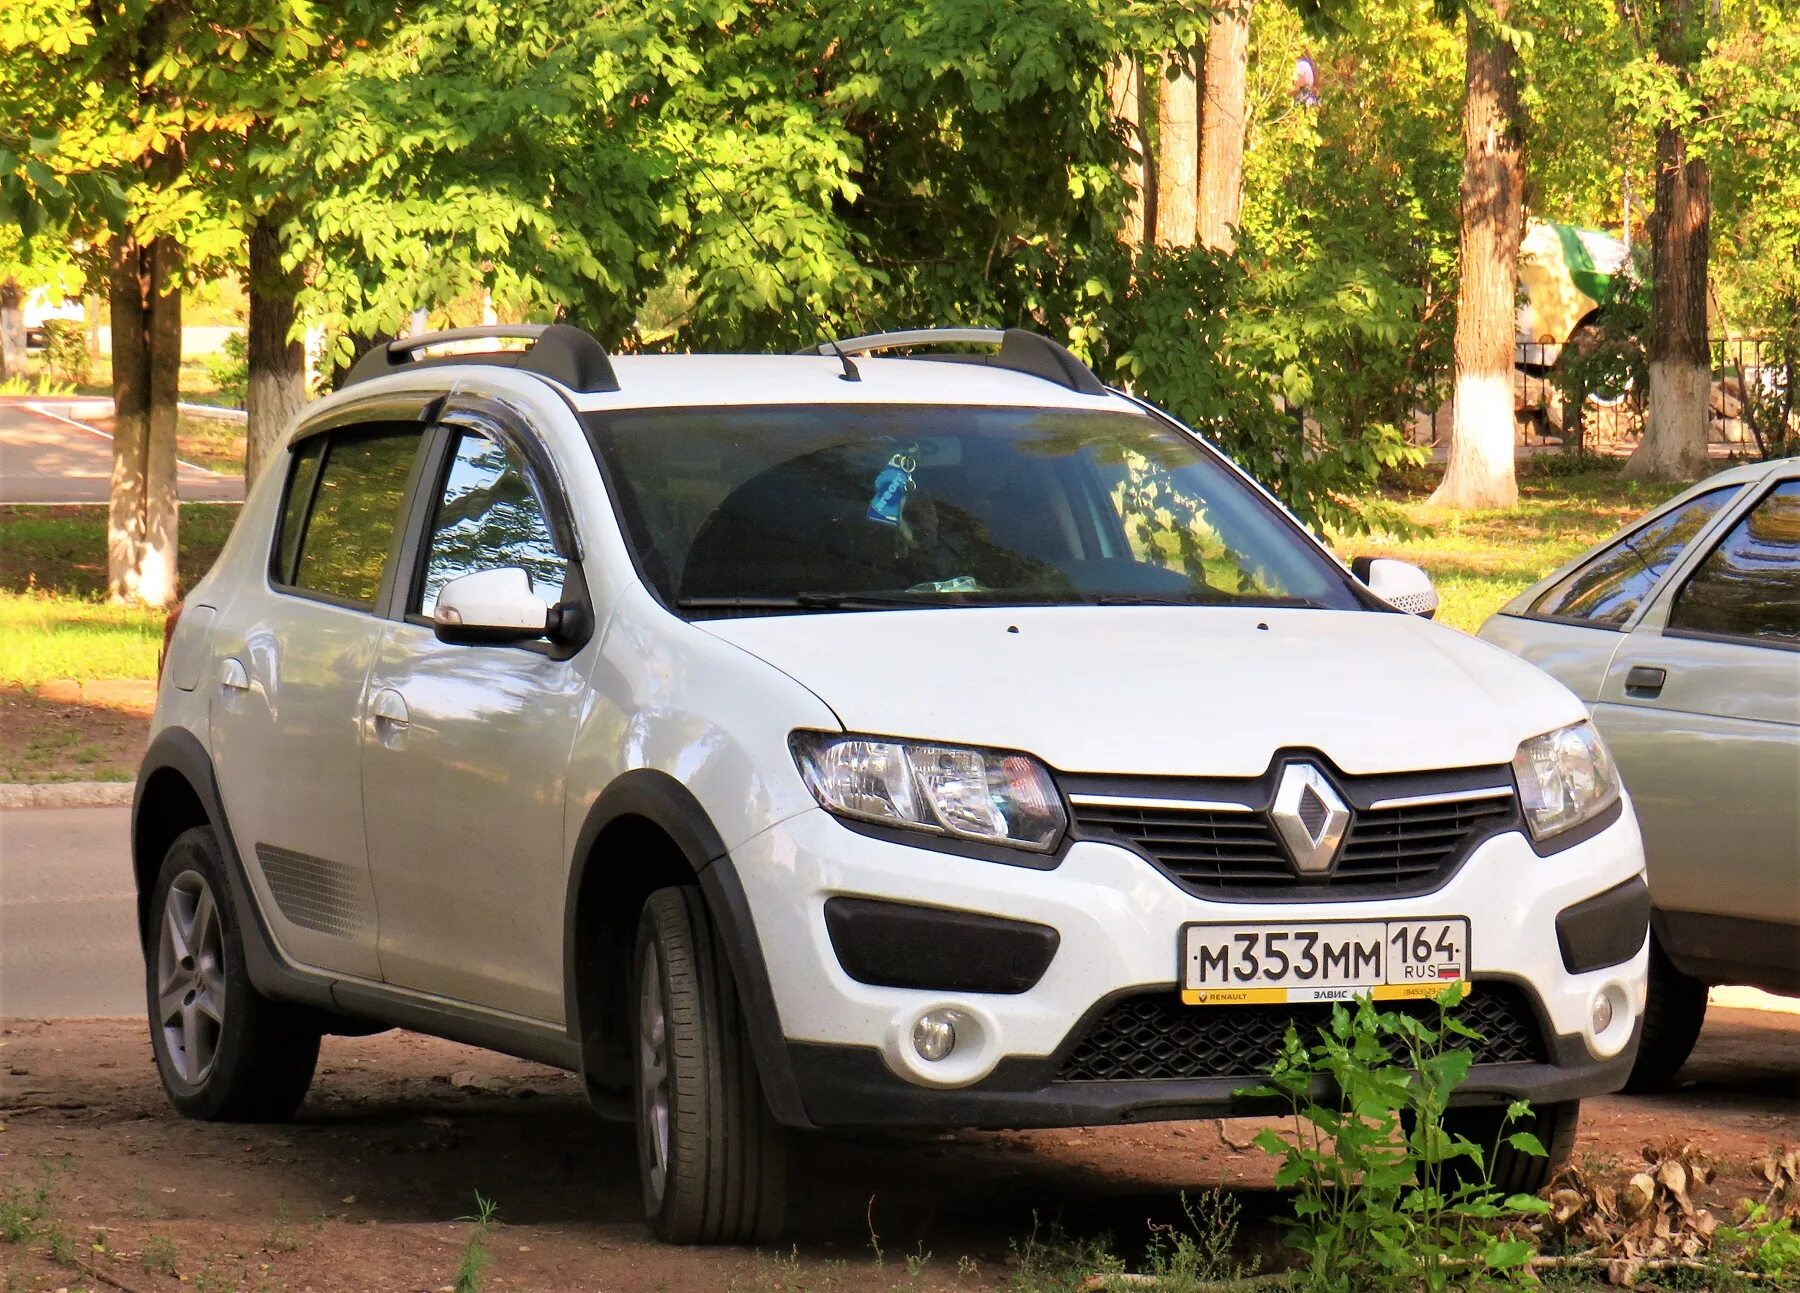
136,325,1649,1243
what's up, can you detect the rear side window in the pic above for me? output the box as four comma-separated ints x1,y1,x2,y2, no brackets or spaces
1666,480,1800,645
273,429,421,608
1528,486,1737,627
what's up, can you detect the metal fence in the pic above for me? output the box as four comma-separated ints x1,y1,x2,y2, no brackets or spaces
1412,335,1797,458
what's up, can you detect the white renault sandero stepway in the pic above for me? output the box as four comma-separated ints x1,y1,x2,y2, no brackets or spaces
137,325,1649,1243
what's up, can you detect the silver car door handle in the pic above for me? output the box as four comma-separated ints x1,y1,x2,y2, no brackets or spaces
370,688,410,728
1624,665,1667,699
220,658,250,692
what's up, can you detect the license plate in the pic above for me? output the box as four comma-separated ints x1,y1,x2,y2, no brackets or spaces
1179,918,1470,1006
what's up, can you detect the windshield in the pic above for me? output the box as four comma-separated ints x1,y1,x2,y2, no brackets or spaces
585,405,1364,615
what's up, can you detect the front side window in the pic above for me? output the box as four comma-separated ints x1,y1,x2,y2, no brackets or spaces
1529,486,1738,627
587,405,1363,614
416,431,567,615
277,429,421,608
1666,480,1800,645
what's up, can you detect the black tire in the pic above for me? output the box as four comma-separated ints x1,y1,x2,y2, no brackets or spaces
145,827,321,1122
1622,934,1708,1093
631,887,787,1244
1439,1099,1580,1196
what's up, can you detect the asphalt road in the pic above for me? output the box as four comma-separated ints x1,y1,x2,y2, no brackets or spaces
0,806,143,1018
0,398,244,504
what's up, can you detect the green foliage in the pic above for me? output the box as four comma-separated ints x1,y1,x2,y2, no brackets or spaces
1241,987,1550,1291
1085,244,1428,535
0,370,75,396
39,317,89,385
1005,1195,1256,1293
453,1191,498,1293
1718,1203,1800,1277
140,1235,181,1277
203,331,249,406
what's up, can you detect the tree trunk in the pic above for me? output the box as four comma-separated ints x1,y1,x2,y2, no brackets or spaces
1624,0,1712,481
1430,0,1524,510
1153,51,1198,249
1197,0,1253,253
245,212,307,487
107,237,181,607
1107,56,1153,250
0,278,24,377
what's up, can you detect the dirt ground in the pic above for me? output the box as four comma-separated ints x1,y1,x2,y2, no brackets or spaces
0,682,153,784
1,1008,1796,1293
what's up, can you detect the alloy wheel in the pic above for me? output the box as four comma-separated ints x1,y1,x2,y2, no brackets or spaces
156,870,226,1085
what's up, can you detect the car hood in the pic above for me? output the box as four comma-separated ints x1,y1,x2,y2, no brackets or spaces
700,606,1584,777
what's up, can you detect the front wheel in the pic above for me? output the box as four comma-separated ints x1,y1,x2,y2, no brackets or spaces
146,827,321,1122
632,887,787,1244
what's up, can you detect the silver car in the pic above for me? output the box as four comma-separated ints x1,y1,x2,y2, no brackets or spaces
1479,457,1799,1090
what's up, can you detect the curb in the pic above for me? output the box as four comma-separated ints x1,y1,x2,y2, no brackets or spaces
0,782,135,810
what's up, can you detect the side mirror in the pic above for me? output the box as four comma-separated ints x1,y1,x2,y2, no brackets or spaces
1352,557,1439,619
432,567,550,644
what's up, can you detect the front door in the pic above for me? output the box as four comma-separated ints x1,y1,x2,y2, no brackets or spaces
209,424,428,980
360,416,592,1021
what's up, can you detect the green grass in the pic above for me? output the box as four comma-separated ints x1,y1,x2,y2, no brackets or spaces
0,504,238,600
0,592,165,683
1339,463,1691,632
0,504,238,684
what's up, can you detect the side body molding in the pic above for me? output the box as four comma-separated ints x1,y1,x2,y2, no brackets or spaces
563,769,810,1127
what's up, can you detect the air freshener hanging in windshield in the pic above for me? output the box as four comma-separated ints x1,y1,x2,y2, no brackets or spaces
866,449,917,526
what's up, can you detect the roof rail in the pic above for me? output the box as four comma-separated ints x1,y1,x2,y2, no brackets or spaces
801,327,1108,397
342,324,621,394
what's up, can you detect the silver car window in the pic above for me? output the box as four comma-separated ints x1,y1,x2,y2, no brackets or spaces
1527,486,1738,628
1665,480,1800,646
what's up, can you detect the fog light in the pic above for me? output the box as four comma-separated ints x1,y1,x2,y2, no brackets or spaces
912,1010,964,1062
1592,991,1614,1034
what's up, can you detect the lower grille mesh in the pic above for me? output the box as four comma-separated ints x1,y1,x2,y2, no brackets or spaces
1057,983,1545,1082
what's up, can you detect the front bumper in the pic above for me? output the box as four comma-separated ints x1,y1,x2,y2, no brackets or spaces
729,801,1649,1130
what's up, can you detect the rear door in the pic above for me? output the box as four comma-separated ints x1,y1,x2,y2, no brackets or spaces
208,416,432,980
359,403,594,1022
1594,476,1800,953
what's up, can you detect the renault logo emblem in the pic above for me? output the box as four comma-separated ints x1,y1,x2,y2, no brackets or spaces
1271,763,1350,875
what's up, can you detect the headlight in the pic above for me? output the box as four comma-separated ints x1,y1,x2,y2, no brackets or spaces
791,732,1067,852
1512,721,1621,841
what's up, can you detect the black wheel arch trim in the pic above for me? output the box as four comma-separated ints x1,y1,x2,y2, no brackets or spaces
563,768,811,1127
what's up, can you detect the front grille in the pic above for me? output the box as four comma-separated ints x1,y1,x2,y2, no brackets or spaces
1058,983,1545,1083
1069,785,1518,898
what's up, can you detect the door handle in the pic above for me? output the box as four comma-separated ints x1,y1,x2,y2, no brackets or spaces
370,688,410,728
1624,665,1667,699
220,658,250,692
